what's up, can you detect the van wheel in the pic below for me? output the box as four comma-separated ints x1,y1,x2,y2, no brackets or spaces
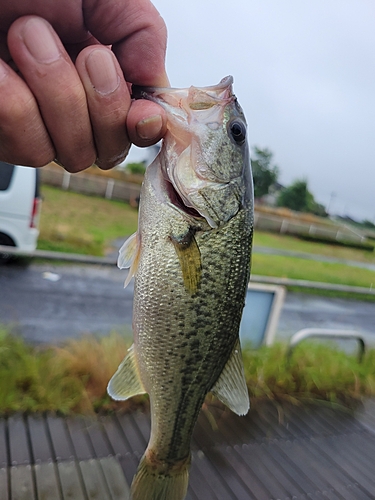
0,234,16,263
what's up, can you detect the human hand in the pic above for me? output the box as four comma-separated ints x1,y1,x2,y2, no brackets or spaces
0,0,169,172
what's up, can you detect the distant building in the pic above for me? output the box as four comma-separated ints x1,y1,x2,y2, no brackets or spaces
258,182,284,206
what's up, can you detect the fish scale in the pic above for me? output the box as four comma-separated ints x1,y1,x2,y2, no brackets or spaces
108,76,253,500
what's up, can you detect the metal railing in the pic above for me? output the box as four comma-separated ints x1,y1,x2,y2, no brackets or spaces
287,328,366,362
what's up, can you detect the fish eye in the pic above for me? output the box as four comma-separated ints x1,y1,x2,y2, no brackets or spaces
229,120,246,145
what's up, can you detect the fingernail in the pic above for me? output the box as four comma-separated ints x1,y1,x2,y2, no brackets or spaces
22,18,61,63
86,49,120,95
136,115,163,140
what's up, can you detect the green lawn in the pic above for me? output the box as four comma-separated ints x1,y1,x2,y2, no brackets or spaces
251,253,375,289
37,186,375,297
38,185,138,255
253,230,375,264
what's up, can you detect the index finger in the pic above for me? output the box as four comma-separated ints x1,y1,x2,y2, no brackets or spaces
83,0,169,87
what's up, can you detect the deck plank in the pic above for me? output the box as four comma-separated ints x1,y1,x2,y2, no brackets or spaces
308,435,375,499
65,417,94,461
8,416,30,466
226,443,290,500
255,442,305,498
27,415,54,463
10,464,35,500
45,416,74,461
294,437,370,500
84,419,113,458
79,458,111,499
0,420,8,468
57,460,86,500
276,438,344,499
0,468,8,500
115,414,145,459
187,448,237,500
188,455,216,500
99,415,132,458
34,462,61,500
99,457,130,500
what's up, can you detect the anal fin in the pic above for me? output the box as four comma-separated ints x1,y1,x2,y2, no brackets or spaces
107,345,146,401
211,339,250,416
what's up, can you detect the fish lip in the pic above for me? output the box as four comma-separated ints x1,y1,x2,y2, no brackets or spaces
131,76,234,101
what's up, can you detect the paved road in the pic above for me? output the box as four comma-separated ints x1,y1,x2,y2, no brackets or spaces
0,262,133,343
277,293,375,346
0,262,374,347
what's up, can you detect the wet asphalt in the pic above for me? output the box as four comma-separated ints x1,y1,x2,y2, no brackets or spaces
0,262,374,349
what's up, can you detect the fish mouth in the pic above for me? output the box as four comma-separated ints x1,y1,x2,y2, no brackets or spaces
163,175,203,220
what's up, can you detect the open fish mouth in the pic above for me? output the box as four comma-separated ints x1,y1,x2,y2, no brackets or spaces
164,177,203,220
161,161,222,228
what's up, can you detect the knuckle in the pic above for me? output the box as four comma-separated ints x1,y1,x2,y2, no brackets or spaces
0,95,56,166
58,152,97,173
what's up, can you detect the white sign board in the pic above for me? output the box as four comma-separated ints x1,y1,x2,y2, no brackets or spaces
240,282,286,348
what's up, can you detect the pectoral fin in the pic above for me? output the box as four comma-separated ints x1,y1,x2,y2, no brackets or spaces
211,339,250,416
107,345,146,401
117,232,141,288
171,229,202,295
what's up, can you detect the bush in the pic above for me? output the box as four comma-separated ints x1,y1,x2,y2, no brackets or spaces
126,162,146,175
1,328,375,415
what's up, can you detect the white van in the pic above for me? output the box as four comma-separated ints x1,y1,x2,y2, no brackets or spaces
0,162,41,258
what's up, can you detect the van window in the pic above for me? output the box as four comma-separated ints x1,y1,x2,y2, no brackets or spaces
0,161,15,191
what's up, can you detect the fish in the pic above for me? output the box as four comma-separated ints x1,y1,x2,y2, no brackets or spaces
108,76,254,500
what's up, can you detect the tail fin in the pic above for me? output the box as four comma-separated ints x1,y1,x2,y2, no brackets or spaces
131,452,190,500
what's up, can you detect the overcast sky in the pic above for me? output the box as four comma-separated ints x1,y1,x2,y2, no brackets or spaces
127,0,375,222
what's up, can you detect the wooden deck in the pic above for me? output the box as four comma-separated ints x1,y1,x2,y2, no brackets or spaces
1,400,375,499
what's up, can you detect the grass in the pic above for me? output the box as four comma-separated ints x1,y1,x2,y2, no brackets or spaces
0,327,140,415
38,185,138,255
253,230,375,264
37,185,375,298
251,254,375,289
0,327,374,415
242,342,375,407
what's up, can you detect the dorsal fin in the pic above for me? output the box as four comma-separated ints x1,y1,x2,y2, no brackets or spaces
211,339,250,416
107,345,146,401
117,232,141,288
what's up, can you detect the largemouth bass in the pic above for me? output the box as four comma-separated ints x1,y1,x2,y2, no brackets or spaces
108,76,253,500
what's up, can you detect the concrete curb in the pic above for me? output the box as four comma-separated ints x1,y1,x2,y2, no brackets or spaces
0,245,116,266
251,274,375,295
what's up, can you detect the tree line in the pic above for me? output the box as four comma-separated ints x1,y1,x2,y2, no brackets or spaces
251,146,327,217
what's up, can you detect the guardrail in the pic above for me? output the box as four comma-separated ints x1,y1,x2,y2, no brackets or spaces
286,328,366,362
39,166,141,203
38,165,370,247
254,212,368,245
